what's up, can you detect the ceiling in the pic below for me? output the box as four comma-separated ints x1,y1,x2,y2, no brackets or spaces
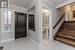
67,2,75,8
9,0,68,9
48,0,68,6
9,0,34,9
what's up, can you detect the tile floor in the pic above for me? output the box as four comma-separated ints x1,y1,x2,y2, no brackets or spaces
1,37,51,50
1,37,39,50
41,39,51,50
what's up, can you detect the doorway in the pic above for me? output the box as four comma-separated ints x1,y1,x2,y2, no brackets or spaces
42,8,50,41
42,8,52,47
15,12,27,39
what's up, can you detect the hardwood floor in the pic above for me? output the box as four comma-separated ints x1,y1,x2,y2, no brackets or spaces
55,21,75,47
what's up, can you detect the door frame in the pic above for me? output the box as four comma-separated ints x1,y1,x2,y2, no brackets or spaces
41,6,52,44
15,12,27,39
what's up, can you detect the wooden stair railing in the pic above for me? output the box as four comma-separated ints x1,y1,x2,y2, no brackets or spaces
53,14,65,29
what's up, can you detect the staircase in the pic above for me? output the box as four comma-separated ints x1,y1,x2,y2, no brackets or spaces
55,21,75,47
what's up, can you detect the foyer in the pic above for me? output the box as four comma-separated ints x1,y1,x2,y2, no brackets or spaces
1,38,39,50
0,0,75,50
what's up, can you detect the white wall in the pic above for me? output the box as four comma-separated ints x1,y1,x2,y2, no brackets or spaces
0,4,27,43
28,6,40,45
51,4,75,50
43,1,74,50
65,5,75,21
27,0,42,46
28,6,40,44
52,7,65,36
42,0,65,40
65,5,71,21
0,9,2,46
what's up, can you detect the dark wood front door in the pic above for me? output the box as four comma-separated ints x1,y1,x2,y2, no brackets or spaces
15,12,27,39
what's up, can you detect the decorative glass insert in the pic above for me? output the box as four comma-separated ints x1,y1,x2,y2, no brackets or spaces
0,0,8,8
4,9,12,31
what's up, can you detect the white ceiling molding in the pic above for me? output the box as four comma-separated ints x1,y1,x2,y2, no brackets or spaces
27,0,36,11
27,0,56,10
9,0,34,9
56,0,75,8
27,0,56,11
46,0,56,7
9,4,27,13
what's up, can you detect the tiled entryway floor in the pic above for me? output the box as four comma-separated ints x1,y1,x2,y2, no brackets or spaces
1,38,39,50
1,37,51,50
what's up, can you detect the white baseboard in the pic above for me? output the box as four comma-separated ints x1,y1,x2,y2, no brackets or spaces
27,37,40,48
1,38,14,43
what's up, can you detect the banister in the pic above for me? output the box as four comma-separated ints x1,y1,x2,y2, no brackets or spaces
53,14,65,29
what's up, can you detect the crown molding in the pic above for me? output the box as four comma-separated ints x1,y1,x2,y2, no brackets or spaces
27,0,56,11
27,0,37,11
46,0,56,7
56,0,75,8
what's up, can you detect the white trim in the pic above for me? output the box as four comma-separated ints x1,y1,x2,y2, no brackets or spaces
9,4,27,13
1,38,14,43
46,0,56,7
56,0,75,8
26,13,28,38
42,0,56,8
27,0,37,11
